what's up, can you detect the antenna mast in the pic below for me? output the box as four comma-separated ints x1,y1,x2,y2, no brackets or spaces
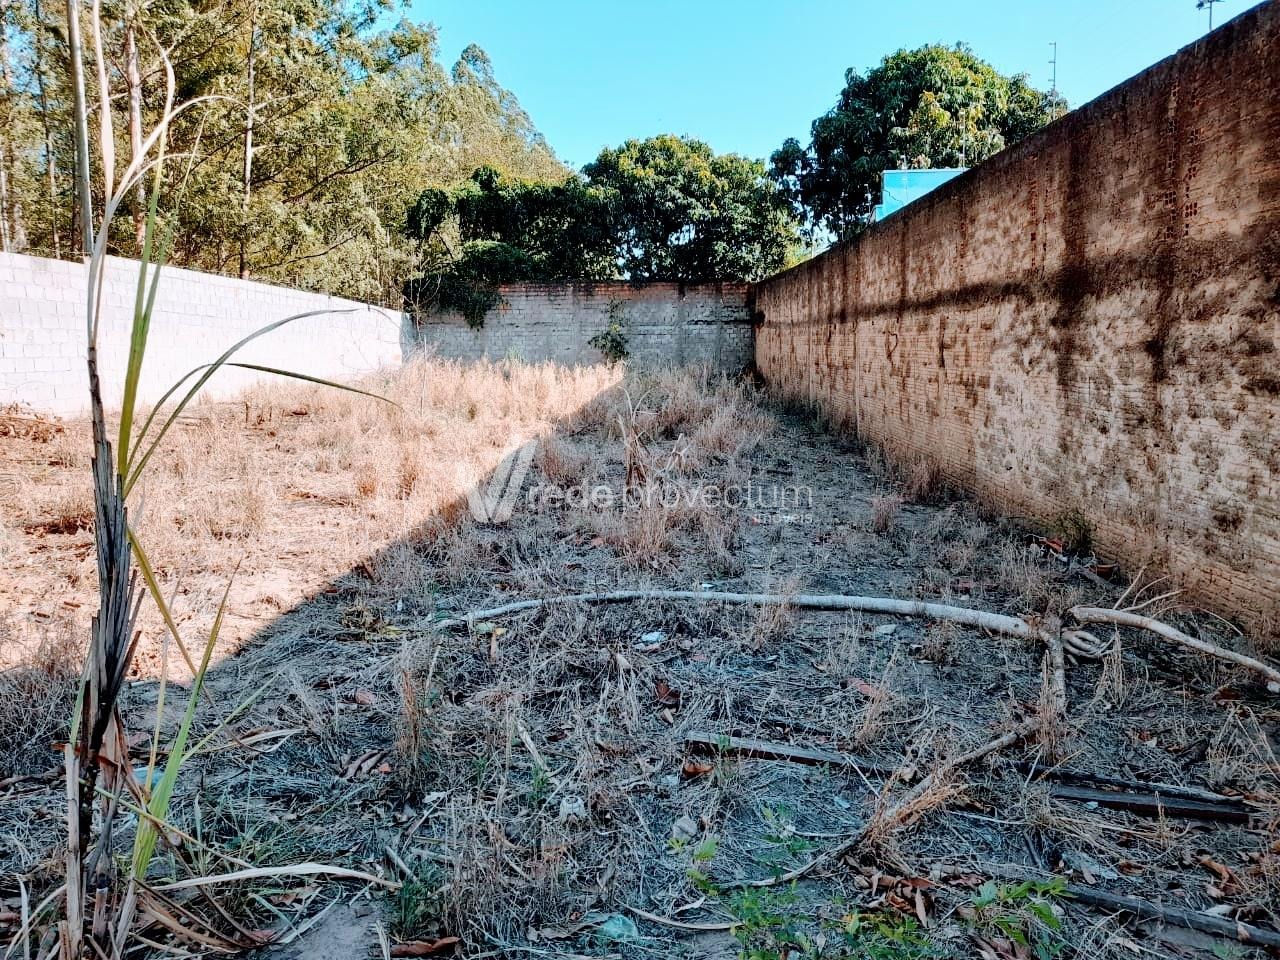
1197,0,1224,31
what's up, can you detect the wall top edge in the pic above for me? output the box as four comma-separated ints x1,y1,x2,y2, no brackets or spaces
754,0,1276,293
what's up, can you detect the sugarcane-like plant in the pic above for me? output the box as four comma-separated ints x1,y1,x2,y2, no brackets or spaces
6,2,393,955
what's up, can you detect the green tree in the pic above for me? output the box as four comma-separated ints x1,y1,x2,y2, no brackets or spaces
0,0,565,302
772,44,1066,240
404,135,799,325
451,165,618,280
404,165,617,325
585,134,795,282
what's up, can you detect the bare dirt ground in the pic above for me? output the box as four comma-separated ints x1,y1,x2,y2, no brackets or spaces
2,359,1278,959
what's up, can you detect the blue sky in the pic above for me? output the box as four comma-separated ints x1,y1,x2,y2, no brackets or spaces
407,0,1242,170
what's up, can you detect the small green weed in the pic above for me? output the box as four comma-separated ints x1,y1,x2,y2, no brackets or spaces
757,805,818,876
390,861,445,940
963,877,1069,960
833,911,939,959
729,885,812,960
529,763,552,805
589,301,630,364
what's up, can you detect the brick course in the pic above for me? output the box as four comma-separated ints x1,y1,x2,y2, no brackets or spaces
408,282,755,373
754,2,1280,635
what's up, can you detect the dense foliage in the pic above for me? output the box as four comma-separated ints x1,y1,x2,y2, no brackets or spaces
405,135,798,323
772,44,1066,240
583,135,796,283
0,1,564,302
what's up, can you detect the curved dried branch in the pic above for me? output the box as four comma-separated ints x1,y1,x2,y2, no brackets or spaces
432,589,1047,642
1069,606,1280,692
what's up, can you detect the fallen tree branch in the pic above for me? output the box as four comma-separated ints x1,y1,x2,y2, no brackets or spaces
1069,606,1280,692
723,722,1036,890
1044,627,1069,725
431,590,1047,641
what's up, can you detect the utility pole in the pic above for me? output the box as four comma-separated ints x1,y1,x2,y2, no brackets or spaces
1048,41,1058,96
1197,0,1224,31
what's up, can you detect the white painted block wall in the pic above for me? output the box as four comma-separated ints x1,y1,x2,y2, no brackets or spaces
0,252,406,416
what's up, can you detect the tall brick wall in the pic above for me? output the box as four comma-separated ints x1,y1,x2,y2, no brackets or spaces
408,282,755,372
0,252,405,415
755,3,1280,635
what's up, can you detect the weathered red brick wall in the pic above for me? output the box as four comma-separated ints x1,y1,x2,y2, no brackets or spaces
755,2,1280,635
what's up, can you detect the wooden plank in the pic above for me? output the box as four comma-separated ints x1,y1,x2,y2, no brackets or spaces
979,865,1280,949
1014,760,1239,806
1047,784,1251,823
1066,884,1280,948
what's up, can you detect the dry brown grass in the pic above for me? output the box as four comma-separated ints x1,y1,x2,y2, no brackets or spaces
854,645,900,745
902,456,941,503
0,357,625,676
2,359,1273,957
993,538,1055,609
0,618,78,778
23,486,95,535
870,493,903,534
862,743,962,851
746,575,800,649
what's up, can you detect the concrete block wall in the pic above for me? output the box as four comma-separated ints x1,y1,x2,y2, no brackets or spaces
755,2,1280,635
0,252,405,416
408,282,755,372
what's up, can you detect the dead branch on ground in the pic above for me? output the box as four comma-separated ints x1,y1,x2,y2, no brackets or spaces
429,590,1279,690
684,731,898,777
1070,606,1280,691
432,590,1050,641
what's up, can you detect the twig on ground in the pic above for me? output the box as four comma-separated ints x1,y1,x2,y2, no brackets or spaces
623,904,738,932
385,845,414,880
684,731,897,777
155,863,399,892
1069,606,1280,691
1012,762,1241,806
514,718,563,794
723,721,1036,890
1112,564,1149,610
1045,627,1068,725
1122,589,1183,614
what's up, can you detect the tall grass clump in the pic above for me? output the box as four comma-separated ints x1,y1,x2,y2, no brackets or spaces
4,4,392,956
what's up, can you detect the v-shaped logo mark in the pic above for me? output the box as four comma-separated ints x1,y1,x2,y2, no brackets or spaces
464,440,538,524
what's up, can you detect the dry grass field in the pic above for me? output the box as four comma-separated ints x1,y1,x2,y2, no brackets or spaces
2,358,1278,959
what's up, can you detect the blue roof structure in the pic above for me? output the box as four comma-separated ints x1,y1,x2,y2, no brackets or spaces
872,168,967,221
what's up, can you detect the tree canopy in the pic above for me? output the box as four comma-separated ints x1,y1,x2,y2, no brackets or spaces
404,135,799,324
0,0,564,302
583,135,796,283
772,44,1066,241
